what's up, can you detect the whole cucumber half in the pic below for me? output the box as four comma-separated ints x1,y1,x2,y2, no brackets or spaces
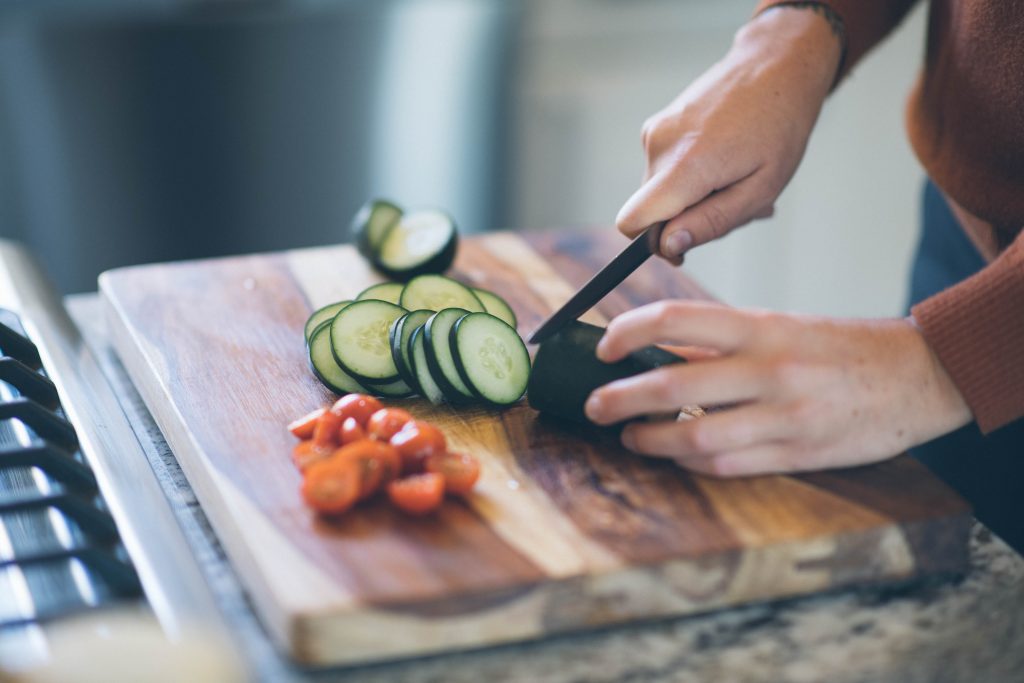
527,320,685,424
351,198,403,259
372,209,458,281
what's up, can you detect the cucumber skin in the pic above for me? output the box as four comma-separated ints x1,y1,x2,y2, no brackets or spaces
389,310,432,395
371,230,458,281
351,199,402,259
527,321,685,424
423,309,474,404
307,323,370,396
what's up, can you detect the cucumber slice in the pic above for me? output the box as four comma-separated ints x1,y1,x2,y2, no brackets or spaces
451,313,531,406
424,308,475,403
351,198,402,259
356,282,404,305
373,209,458,280
409,328,445,405
389,309,433,392
308,322,369,395
329,300,407,383
471,288,517,329
362,375,415,398
399,274,484,313
304,300,350,342
526,320,684,423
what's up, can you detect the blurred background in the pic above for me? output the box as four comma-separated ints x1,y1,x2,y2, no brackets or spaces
0,0,925,316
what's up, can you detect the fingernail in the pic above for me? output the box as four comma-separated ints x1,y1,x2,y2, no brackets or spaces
666,230,693,256
595,335,610,360
585,394,603,422
621,426,637,451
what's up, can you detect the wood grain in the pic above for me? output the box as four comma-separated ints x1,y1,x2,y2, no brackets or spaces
100,230,971,666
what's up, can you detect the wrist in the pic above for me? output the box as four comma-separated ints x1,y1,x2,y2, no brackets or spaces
902,316,974,438
733,5,843,98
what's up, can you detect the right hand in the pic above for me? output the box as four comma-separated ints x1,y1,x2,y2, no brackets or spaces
617,7,843,260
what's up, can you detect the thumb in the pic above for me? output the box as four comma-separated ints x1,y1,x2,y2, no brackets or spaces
658,176,770,257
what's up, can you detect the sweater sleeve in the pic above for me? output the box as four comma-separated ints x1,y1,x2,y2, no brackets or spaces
753,0,921,80
911,234,1024,434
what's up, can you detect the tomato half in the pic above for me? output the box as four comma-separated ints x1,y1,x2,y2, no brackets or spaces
301,458,361,514
312,410,344,448
290,441,334,473
333,440,400,500
390,421,446,474
366,408,413,442
330,394,383,426
339,417,367,446
387,472,445,515
288,408,326,439
425,451,480,495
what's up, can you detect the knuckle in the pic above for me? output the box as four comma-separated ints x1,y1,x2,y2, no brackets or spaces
700,201,733,240
651,300,680,331
650,373,677,404
640,115,665,152
705,456,736,478
682,422,713,454
784,399,816,424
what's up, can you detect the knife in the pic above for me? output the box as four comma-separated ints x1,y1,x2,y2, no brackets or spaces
528,221,667,344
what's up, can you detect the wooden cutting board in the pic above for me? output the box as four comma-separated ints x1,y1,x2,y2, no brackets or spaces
100,230,971,666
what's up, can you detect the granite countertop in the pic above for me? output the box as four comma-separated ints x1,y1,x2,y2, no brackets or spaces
69,294,1024,683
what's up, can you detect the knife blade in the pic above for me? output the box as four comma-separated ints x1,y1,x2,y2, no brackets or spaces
528,221,667,344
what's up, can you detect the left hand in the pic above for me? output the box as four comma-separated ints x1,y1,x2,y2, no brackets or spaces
584,300,973,477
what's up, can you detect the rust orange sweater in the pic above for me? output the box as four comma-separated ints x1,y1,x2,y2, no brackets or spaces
756,0,1024,433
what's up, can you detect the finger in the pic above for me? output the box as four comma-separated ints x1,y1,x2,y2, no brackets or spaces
673,443,792,478
620,404,791,459
615,167,714,240
658,173,772,257
657,344,721,362
586,359,764,425
597,300,754,362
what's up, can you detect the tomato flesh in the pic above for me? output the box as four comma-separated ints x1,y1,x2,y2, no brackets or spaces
425,451,480,495
312,410,344,448
333,440,399,500
288,408,326,439
366,408,413,442
291,441,334,473
330,394,383,426
339,417,367,446
301,459,360,514
387,472,445,515
390,421,446,474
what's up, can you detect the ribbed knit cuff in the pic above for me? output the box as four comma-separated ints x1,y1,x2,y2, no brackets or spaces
911,238,1024,434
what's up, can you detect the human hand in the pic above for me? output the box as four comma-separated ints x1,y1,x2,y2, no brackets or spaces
584,300,973,477
617,8,842,261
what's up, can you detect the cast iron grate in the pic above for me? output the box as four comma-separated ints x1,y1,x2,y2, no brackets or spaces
0,308,140,635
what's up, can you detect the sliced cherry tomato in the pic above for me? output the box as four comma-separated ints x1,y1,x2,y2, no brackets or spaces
290,441,334,473
372,442,403,487
390,421,446,474
312,410,344,448
288,408,326,439
301,458,361,514
425,451,480,495
339,417,367,446
387,472,445,515
366,408,413,442
330,394,383,426
333,440,399,500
